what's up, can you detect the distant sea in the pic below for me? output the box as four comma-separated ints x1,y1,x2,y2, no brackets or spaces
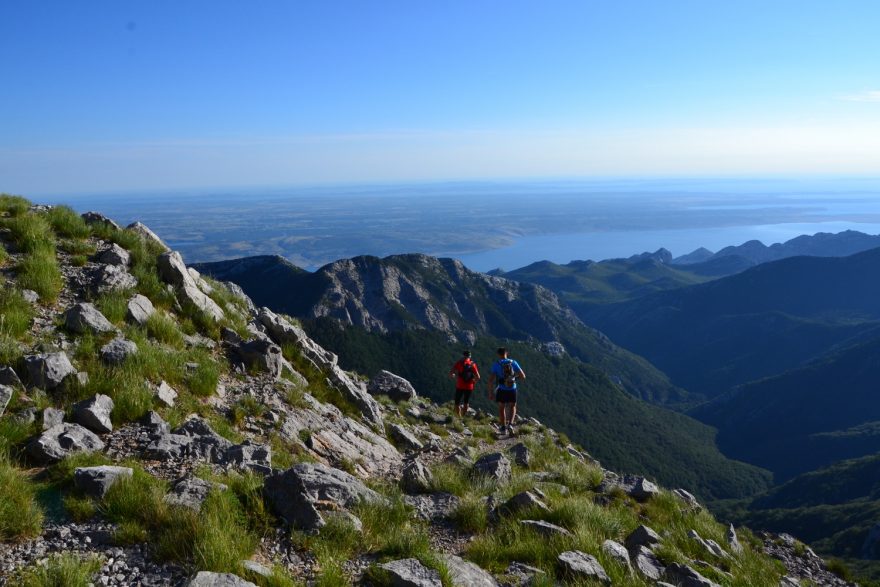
54,177,880,273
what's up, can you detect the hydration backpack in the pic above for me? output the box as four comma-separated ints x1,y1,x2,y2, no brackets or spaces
501,359,516,387
460,360,475,383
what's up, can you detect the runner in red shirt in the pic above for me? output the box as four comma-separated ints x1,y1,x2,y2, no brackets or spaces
449,350,480,418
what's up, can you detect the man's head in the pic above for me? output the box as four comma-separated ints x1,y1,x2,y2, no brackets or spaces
497,347,508,358
462,350,471,358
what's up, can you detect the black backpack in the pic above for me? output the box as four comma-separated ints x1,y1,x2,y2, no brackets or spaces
460,359,475,383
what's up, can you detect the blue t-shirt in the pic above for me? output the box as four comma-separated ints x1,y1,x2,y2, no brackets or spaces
492,358,522,391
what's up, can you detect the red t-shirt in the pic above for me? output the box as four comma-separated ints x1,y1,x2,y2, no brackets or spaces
453,358,480,391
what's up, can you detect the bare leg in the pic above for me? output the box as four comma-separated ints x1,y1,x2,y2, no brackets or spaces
498,402,506,427
461,404,469,419
509,403,517,425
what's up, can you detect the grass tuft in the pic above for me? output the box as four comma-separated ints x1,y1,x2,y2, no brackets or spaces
14,553,103,587
0,450,44,540
46,205,90,240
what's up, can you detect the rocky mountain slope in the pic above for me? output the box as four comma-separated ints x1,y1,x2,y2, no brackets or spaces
194,253,689,407
0,195,862,586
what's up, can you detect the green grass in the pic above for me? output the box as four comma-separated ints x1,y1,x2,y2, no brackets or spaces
0,279,35,339
96,289,133,325
59,239,96,256
145,311,185,347
16,247,63,301
14,552,103,587
0,415,37,457
231,395,267,426
0,193,31,217
4,211,55,253
46,205,90,240
280,343,359,418
0,450,44,540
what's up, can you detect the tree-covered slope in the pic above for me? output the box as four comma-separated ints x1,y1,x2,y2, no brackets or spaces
583,248,880,398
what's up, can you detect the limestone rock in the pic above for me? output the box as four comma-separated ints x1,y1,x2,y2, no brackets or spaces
520,520,571,537
232,339,283,379
631,546,664,581
158,251,225,321
473,452,512,483
630,477,660,501
145,417,233,462
403,493,461,521
0,366,22,387
73,394,115,434
27,423,105,462
441,554,498,587
688,529,730,559
64,303,115,335
727,523,743,554
389,423,424,451
81,211,121,231
327,363,383,429
74,465,133,498
96,243,131,266
164,476,228,512
663,562,721,587
557,551,610,584
24,352,76,390
127,221,170,252
625,525,661,550
141,411,170,436
42,407,65,430
673,488,702,510
126,294,155,325
89,263,138,293
378,558,442,587
21,289,39,303
155,380,178,407
367,369,418,402
100,338,138,365
186,572,256,587
224,440,272,475
281,393,402,476
401,458,433,494
602,539,631,569
0,384,11,417
258,307,338,370
502,491,551,515
509,442,530,467
504,562,546,587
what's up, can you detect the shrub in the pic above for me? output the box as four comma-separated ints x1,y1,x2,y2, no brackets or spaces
0,193,30,217
14,553,103,587
0,450,44,540
47,205,90,239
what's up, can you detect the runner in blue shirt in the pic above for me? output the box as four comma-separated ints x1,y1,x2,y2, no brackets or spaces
487,347,525,435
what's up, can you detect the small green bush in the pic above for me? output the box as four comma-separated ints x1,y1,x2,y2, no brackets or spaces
47,205,90,239
0,450,45,540
14,553,103,587
0,194,31,217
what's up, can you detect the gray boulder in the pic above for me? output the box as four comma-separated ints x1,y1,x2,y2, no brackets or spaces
264,463,383,530
81,211,121,231
21,289,39,303
389,423,424,451
0,384,11,417
100,338,138,365
155,380,178,407
126,294,155,325
520,520,571,537
232,339,283,379
27,423,105,462
327,363,384,429
164,476,228,512
631,545,664,580
557,551,610,584
127,221,170,252
502,491,550,515
673,488,702,510
89,263,138,293
367,369,418,402
441,554,498,587
74,466,133,498
625,524,661,550
224,441,272,475
158,251,224,321
186,572,256,587
403,493,460,521
473,452,512,484
24,352,77,390
509,442,530,468
141,411,170,436
378,558,442,587
64,303,115,334
630,477,660,501
504,562,546,587
401,458,433,494
727,523,743,554
663,562,721,587
0,366,23,387
258,307,337,370
73,394,115,434
42,407,65,430
602,539,631,569
96,243,130,266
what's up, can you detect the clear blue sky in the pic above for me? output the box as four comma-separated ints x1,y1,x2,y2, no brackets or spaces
2,1,880,194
